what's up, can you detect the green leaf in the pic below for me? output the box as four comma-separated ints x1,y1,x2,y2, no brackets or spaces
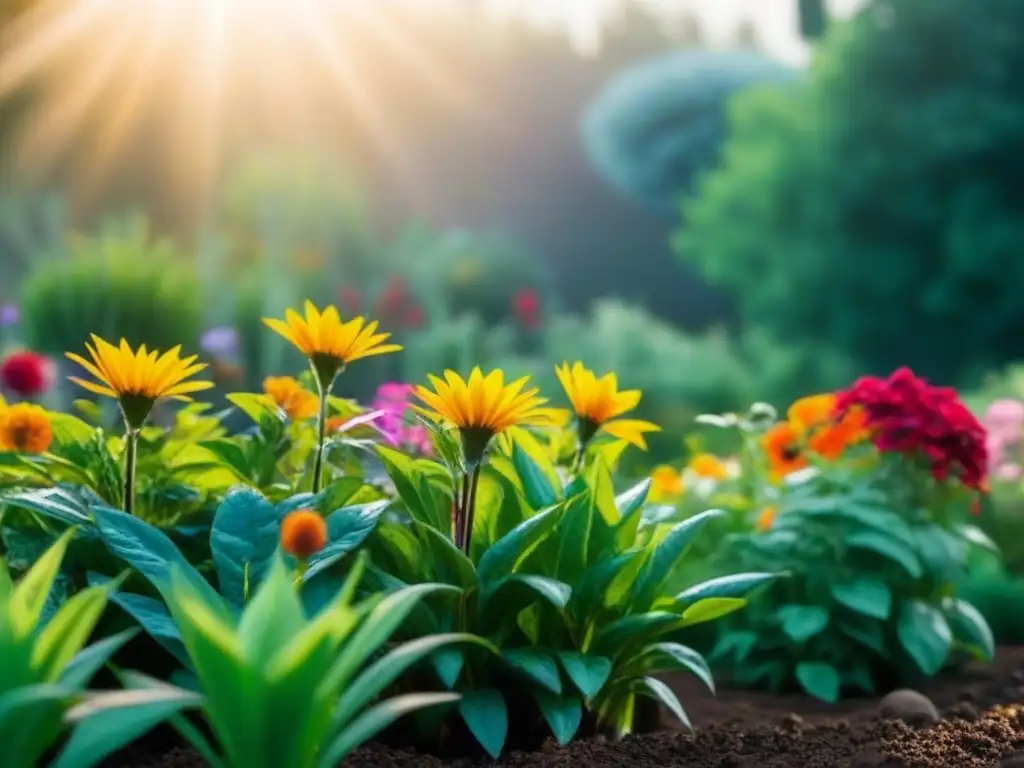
413,522,478,589
777,604,829,643
830,579,892,621
48,412,97,446
568,550,646,623
553,491,592,585
11,528,75,636
477,504,564,592
91,506,221,609
945,599,995,662
838,617,887,656
487,574,571,612
915,526,966,581
534,690,581,746
679,597,748,627
4,487,92,526
210,487,278,608
635,676,690,730
897,600,952,676
304,501,390,582
789,497,916,547
632,509,726,611
226,393,283,425
558,652,612,699
592,612,683,658
622,642,715,693
503,649,562,694
33,584,114,683
319,693,460,768
512,440,559,509
708,631,758,664
60,629,138,689
959,524,999,553
197,439,252,481
431,648,464,690
105,588,191,668
459,688,507,759
674,572,778,608
56,688,199,768
376,446,447,531
795,661,840,703
845,530,923,578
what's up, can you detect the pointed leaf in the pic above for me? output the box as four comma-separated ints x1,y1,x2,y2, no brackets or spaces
558,652,612,699
897,600,952,676
459,688,507,759
632,509,726,611
210,487,278,608
795,661,840,703
60,629,139,689
635,676,690,730
534,690,581,746
503,649,561,694
512,440,559,509
477,504,564,592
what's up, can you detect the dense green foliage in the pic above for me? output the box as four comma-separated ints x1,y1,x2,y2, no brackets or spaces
680,0,1024,387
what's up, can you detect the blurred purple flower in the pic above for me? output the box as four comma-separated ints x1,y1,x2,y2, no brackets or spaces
201,326,239,358
0,304,18,327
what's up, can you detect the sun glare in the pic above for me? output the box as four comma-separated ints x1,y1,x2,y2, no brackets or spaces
0,0,487,207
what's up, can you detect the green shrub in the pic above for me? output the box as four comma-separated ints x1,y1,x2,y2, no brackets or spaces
20,216,202,356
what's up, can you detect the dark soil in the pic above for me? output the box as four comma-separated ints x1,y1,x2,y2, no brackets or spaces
103,646,1024,768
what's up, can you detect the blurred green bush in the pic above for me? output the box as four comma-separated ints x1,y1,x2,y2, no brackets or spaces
679,0,1024,387
19,214,202,356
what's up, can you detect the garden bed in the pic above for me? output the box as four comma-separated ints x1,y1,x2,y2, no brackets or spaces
106,647,1024,768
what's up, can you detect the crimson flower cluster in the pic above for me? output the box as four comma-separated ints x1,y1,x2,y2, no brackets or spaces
834,367,987,490
0,350,54,399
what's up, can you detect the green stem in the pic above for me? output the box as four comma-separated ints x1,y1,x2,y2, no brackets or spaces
462,464,482,556
312,386,329,495
123,427,138,516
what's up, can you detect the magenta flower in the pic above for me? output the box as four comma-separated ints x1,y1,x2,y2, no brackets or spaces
372,381,432,455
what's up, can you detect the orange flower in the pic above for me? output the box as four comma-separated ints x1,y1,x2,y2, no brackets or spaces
787,394,837,432
0,403,53,454
263,376,319,420
763,422,806,479
649,465,684,502
687,453,729,480
757,506,777,532
280,509,328,560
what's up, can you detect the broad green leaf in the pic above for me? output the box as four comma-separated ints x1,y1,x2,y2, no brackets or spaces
48,412,96,446
376,446,447,531
553,491,592,585
831,580,891,621
414,522,478,589
33,584,113,683
210,487,278,608
477,504,564,592
789,498,915,547
319,693,460,768
708,631,758,664
91,506,223,611
238,556,306,665
197,439,251,481
674,572,777,608
55,688,200,768
534,690,581,746
431,648,464,689
679,597,748,627
915,526,966,582
945,599,995,662
558,652,611,699
632,509,726,611
592,612,683,658
488,574,571,611
226,393,283,425
459,688,507,759
795,661,840,703
897,600,952,676
777,604,829,643
512,440,559,509
634,676,689,730
503,649,562,694
60,629,138,689
611,477,651,550
304,501,390,581
106,589,191,668
585,458,619,527
838,617,887,656
4,487,92,526
569,549,646,623
845,530,923,578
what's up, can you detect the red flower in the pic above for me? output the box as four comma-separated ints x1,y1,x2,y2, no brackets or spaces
512,288,541,330
0,351,54,398
834,368,987,490
338,286,362,315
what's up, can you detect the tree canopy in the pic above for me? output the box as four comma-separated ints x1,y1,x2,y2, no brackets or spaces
679,0,1024,386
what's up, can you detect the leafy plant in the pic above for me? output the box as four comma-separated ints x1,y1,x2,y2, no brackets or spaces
0,529,196,768
365,433,772,756
118,551,479,768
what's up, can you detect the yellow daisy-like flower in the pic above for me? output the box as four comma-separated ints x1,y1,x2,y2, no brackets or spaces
66,336,213,428
263,301,402,384
687,453,729,481
0,403,53,454
554,361,660,450
263,376,319,420
413,368,558,464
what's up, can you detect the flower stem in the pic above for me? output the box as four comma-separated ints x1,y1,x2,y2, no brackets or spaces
312,384,329,495
461,464,482,556
123,427,138,516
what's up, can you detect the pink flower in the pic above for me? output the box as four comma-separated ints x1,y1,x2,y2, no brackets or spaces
371,381,432,456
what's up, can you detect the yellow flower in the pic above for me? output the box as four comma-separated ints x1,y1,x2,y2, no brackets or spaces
554,362,660,450
649,465,684,502
66,336,213,428
687,453,729,480
787,394,837,432
263,376,318,420
413,368,559,464
0,403,52,454
263,301,401,383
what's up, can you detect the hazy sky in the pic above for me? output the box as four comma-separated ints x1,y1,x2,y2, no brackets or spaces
485,0,871,62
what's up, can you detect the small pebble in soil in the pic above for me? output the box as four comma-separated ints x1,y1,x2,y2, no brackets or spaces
878,689,939,727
